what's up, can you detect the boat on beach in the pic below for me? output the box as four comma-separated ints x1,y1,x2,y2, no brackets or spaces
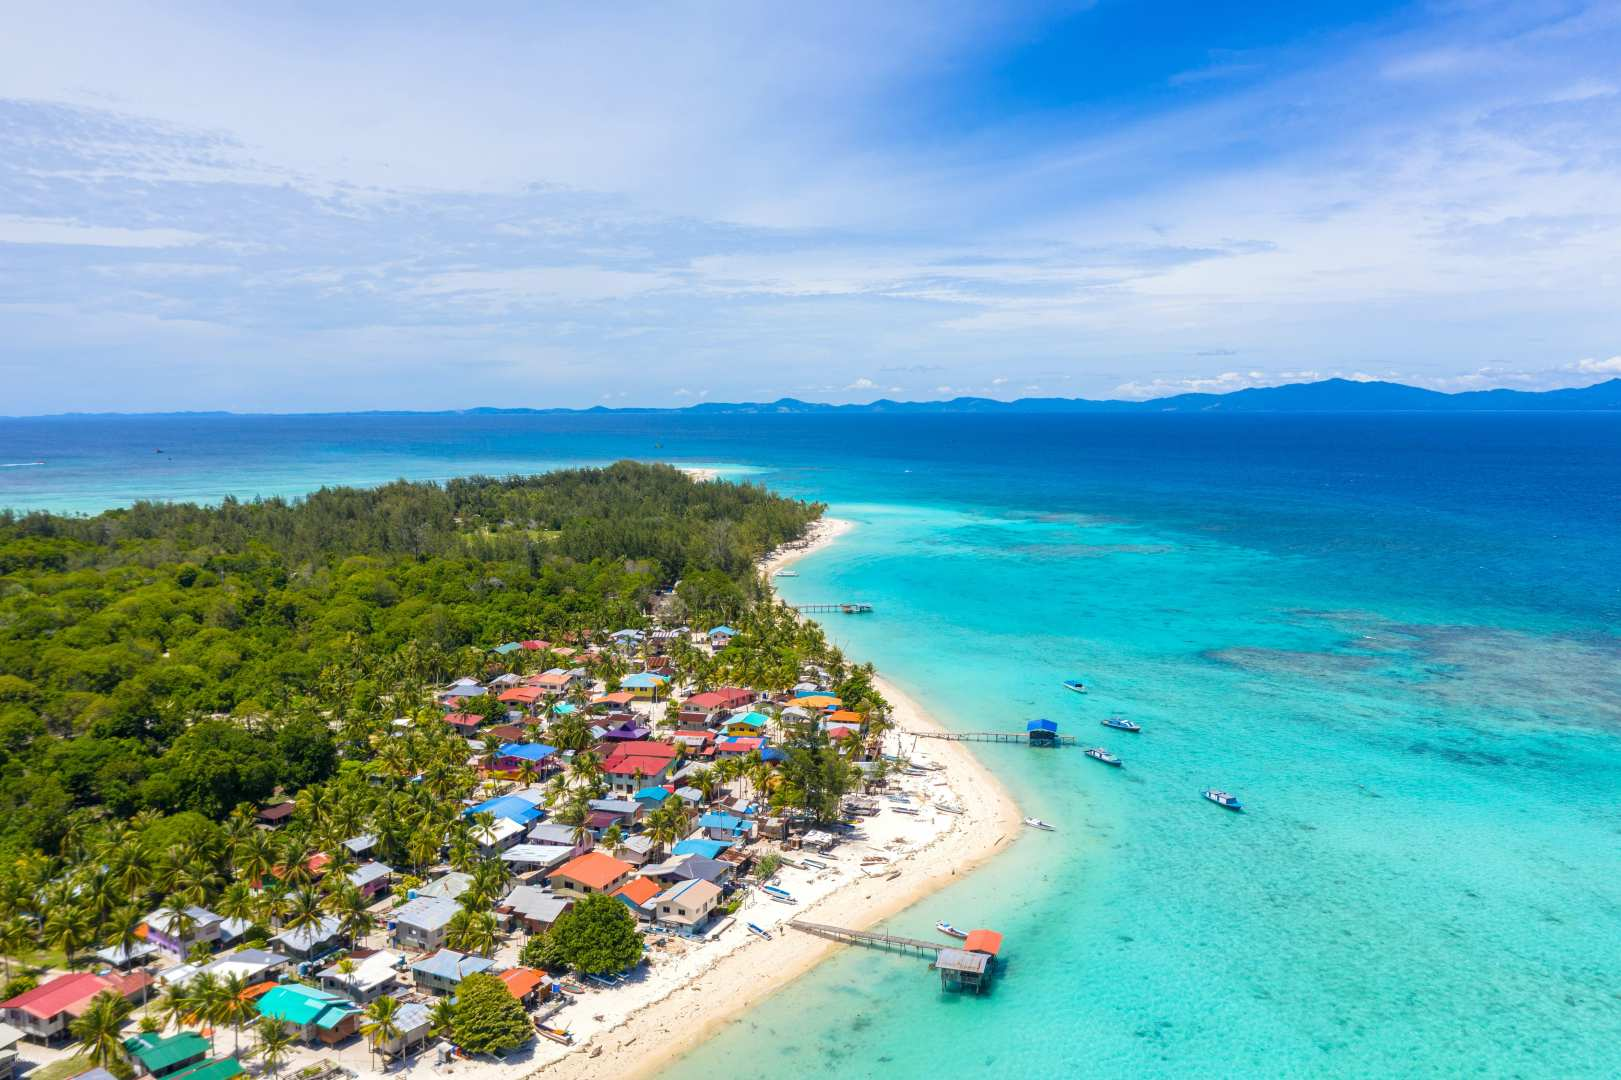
1203,789,1244,811
1023,816,1056,831
534,1023,573,1045
1084,747,1123,767
935,921,968,939
1101,716,1140,732
1062,678,1088,694
935,801,964,814
762,885,797,903
747,922,773,940
774,569,799,577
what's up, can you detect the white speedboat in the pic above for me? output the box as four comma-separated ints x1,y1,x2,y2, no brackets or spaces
935,921,968,940
1203,789,1244,811
935,801,964,814
774,569,799,577
1085,747,1123,767
1023,816,1056,831
1062,679,1088,694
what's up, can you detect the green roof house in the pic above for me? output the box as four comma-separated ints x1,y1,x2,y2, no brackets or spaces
166,1059,245,1080
122,1032,209,1078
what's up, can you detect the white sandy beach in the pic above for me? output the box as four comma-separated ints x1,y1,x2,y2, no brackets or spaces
518,515,1023,1080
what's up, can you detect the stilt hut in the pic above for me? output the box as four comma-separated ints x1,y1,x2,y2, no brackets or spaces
1026,718,1060,747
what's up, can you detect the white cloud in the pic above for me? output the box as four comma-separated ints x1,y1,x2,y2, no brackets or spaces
845,377,878,390
0,215,206,248
1571,355,1621,374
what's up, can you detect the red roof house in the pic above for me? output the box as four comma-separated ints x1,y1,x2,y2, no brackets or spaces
2,971,149,1040
601,741,680,792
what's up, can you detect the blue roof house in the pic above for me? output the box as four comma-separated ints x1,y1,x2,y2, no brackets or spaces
464,795,545,827
410,949,495,996
672,838,732,859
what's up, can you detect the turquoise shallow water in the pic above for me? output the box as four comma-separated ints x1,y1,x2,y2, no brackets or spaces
4,412,1619,1077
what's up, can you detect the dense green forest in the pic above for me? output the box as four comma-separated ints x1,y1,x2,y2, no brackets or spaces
0,463,820,853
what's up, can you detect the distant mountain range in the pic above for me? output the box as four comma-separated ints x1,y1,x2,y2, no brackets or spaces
17,377,1621,418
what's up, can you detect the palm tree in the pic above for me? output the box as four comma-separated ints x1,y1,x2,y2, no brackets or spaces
218,973,255,1054
360,995,404,1071
334,957,358,1004
281,888,325,934
427,998,456,1042
43,902,93,969
253,1017,298,1078
69,990,133,1067
0,917,29,983
186,972,226,1053
154,981,193,1034
233,831,278,888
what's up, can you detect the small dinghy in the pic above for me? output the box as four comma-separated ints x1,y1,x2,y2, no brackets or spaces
1062,678,1088,694
1023,816,1056,832
935,801,964,814
1085,747,1123,767
802,857,829,870
1101,716,1140,732
1203,789,1244,811
935,921,968,940
534,1023,573,1045
747,922,773,940
892,805,919,815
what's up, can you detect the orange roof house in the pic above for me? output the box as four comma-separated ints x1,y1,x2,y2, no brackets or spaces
498,686,545,705
964,929,1003,956
611,876,661,907
497,967,545,1002
548,852,635,896
826,710,863,727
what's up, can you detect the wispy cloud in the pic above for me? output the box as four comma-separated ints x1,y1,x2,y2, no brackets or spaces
0,2,1618,410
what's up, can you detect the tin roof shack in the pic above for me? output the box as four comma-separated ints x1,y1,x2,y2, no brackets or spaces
939,929,1003,994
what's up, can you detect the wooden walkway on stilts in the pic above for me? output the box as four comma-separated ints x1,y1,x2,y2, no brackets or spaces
788,920,943,958
903,729,1078,747
791,602,874,614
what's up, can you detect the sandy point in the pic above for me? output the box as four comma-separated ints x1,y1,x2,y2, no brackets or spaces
524,515,1021,1080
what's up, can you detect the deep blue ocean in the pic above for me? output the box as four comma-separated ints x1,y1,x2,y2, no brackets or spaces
5,412,1620,1077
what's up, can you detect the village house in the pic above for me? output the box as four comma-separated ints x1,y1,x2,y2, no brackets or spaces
721,712,770,737
1,972,149,1043
610,876,662,922
471,816,526,855
680,687,755,720
642,853,735,887
122,1031,209,1079
526,668,581,696
497,885,573,933
269,916,342,963
255,984,359,1045
652,878,724,937
256,802,295,829
527,822,593,860
347,861,393,900
707,625,738,648
714,735,764,758
496,686,546,715
416,871,472,901
548,852,635,897
614,833,659,866
410,949,495,996
465,792,546,827
441,712,482,737
374,1002,432,1060
586,797,643,827
697,811,756,842
499,843,574,877
489,742,558,777
142,906,225,960
497,968,547,1008
391,896,460,953
317,950,403,1003
618,672,666,700
601,741,680,793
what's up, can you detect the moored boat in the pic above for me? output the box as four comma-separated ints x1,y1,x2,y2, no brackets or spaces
774,569,799,577
1023,816,1056,831
1203,789,1244,811
1084,747,1123,767
1062,678,1088,694
1101,715,1140,732
935,921,968,939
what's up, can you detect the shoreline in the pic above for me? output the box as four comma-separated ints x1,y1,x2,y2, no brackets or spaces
529,514,1022,1079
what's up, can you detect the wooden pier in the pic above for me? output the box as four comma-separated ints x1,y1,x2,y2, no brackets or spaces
903,729,1078,747
788,920,942,957
791,602,873,614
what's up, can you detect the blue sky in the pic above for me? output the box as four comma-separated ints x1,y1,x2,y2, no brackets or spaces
2,0,1619,412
